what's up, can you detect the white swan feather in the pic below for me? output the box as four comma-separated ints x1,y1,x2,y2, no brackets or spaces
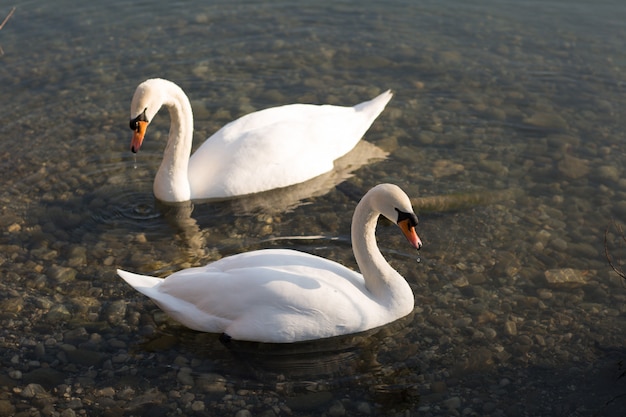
129,78,393,202
118,184,422,343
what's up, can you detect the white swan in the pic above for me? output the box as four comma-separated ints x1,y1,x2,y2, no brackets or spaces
129,78,393,202
117,184,422,343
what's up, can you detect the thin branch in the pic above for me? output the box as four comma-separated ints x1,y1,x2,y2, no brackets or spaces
605,219,626,280
0,6,16,31
0,6,15,57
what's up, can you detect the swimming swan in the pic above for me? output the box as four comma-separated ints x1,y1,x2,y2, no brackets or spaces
117,184,422,343
129,78,393,202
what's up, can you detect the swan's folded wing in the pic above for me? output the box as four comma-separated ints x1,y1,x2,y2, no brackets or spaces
187,99,388,199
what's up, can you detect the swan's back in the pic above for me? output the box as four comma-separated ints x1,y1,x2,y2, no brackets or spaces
188,90,392,199
118,249,386,342
117,183,421,343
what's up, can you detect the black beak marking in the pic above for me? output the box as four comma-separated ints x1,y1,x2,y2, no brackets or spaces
129,108,148,131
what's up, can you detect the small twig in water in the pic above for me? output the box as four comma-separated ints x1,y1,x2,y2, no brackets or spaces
604,219,626,280
0,6,15,30
0,6,16,56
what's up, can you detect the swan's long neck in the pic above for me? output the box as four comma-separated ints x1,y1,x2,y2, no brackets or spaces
351,194,413,312
154,83,194,202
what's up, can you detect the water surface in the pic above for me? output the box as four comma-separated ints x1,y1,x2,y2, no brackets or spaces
1,0,626,416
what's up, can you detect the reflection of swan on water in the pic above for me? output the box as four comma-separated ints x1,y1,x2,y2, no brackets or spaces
137,309,416,381
152,139,388,254
206,139,388,214
129,78,392,203
219,309,417,380
139,310,419,408
118,184,422,343
154,200,205,257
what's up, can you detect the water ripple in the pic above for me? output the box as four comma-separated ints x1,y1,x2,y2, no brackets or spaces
92,187,162,226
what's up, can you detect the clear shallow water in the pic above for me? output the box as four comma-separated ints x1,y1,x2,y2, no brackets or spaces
1,0,626,416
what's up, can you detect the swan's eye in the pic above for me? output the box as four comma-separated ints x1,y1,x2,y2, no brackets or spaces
129,108,149,131
395,208,418,227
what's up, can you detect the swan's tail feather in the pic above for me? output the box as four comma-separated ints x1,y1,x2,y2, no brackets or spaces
354,89,393,121
117,269,164,298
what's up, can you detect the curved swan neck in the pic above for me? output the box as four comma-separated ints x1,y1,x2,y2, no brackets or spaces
351,192,411,306
154,81,194,202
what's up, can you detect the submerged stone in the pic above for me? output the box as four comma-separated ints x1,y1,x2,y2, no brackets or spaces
524,112,568,130
47,265,77,284
557,155,589,179
544,268,589,288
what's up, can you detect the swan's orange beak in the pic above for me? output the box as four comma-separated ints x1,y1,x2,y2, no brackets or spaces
398,218,422,250
131,120,148,153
